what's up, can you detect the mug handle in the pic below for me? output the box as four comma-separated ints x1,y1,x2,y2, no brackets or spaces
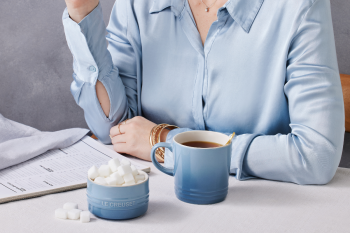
151,142,174,176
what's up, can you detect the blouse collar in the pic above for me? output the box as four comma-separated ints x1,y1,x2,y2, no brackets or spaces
149,0,264,33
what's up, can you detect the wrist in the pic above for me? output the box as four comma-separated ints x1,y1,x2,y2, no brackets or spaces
160,129,170,142
66,1,99,23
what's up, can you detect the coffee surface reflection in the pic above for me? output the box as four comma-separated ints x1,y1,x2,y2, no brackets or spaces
181,141,223,148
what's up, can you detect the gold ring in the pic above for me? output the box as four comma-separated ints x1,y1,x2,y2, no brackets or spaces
118,124,122,134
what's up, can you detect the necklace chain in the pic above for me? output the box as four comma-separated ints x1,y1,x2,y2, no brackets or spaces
200,0,218,12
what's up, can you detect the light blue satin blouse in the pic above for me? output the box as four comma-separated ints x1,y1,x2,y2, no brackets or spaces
62,0,344,185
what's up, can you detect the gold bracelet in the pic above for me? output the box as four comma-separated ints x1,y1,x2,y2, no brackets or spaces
149,124,166,147
157,124,179,155
149,125,158,148
149,123,178,162
155,124,167,158
156,124,178,160
152,124,167,150
157,124,179,144
153,124,167,162
151,124,165,145
149,124,166,162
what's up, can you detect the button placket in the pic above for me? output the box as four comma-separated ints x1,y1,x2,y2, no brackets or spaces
179,8,206,130
203,12,230,123
179,5,229,130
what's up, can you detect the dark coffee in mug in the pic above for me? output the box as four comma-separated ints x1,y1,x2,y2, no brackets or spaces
181,141,223,148
151,130,232,204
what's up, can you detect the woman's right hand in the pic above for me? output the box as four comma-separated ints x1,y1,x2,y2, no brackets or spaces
64,0,99,23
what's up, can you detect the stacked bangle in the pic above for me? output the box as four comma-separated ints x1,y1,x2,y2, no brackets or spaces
149,123,179,162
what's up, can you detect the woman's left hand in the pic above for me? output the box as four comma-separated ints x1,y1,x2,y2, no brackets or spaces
109,116,157,161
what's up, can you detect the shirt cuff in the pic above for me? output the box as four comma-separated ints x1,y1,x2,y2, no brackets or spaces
62,3,112,84
230,133,261,180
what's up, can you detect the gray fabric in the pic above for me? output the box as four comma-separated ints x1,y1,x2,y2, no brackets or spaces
0,114,89,170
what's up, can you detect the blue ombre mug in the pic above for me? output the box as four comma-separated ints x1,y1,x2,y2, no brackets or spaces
151,130,232,205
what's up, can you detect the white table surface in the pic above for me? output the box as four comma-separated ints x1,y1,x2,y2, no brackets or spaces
1,143,350,233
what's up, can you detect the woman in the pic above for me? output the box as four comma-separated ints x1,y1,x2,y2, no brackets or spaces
62,0,344,185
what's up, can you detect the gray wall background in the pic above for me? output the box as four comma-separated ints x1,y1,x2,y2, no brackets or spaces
0,0,116,131
0,0,349,132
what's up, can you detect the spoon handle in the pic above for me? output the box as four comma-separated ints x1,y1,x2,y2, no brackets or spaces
225,132,235,145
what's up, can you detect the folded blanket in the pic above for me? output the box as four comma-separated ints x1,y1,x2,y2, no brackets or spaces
0,114,89,170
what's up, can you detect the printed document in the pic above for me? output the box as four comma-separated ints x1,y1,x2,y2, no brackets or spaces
0,136,149,203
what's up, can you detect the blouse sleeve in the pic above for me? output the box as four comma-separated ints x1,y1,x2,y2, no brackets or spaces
165,0,344,185
62,2,138,144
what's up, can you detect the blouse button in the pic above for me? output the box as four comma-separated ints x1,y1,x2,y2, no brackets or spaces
89,66,96,72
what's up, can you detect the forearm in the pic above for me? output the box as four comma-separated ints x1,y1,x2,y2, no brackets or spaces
96,80,110,117
242,126,343,185
71,69,128,143
63,4,134,142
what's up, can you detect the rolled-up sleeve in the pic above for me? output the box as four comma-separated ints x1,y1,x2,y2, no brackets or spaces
62,2,137,144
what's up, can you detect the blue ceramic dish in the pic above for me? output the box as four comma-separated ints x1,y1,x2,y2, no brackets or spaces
87,171,149,220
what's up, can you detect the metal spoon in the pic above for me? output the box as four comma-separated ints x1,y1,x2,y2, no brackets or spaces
225,132,235,145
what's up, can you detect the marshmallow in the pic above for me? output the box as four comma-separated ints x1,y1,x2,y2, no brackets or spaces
98,165,111,177
80,211,90,223
55,208,67,219
94,177,107,185
118,165,132,177
130,165,138,177
110,172,124,185
108,158,121,172
88,165,99,180
123,173,136,185
67,209,82,220
121,159,131,166
137,180,143,184
135,174,145,182
63,202,78,210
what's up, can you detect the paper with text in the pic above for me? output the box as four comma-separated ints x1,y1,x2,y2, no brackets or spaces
0,136,149,203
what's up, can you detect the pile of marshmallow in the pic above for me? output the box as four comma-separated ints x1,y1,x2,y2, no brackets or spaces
88,158,146,186
55,203,90,223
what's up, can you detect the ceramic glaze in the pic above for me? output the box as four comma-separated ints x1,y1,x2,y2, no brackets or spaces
86,171,149,219
151,131,232,204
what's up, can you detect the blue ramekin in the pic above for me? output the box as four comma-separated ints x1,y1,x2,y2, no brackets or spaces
86,171,149,220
